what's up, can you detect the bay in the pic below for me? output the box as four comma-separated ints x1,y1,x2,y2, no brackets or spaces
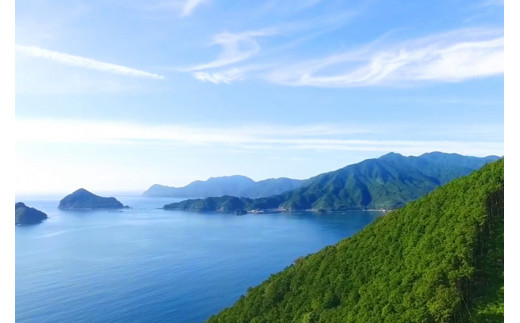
15,196,381,323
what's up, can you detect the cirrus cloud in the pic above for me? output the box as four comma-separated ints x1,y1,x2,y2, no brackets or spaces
189,29,277,71
16,44,165,80
267,28,503,87
193,68,244,84
180,0,208,17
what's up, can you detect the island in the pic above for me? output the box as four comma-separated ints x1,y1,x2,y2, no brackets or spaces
58,188,128,210
15,202,48,225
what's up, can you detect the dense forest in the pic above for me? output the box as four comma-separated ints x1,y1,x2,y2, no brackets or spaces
208,159,504,322
165,152,499,212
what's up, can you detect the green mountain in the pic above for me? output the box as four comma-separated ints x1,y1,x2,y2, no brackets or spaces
143,175,305,198
164,152,499,212
15,202,48,225
59,188,128,210
208,159,504,322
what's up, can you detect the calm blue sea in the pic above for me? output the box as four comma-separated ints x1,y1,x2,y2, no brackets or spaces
15,196,381,323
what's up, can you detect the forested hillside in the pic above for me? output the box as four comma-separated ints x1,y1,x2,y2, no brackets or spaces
208,159,504,322
165,152,499,212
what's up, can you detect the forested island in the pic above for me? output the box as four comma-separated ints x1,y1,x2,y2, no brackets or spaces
208,159,504,322
15,202,48,225
58,188,128,210
164,152,499,213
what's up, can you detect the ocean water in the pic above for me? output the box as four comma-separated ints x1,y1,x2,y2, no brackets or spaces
16,196,381,323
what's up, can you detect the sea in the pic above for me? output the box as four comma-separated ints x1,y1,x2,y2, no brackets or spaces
15,196,381,323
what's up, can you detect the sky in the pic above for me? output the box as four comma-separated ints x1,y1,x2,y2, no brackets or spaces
15,0,504,196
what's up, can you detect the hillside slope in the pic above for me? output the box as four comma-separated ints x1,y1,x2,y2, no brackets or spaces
208,159,504,322
165,152,499,212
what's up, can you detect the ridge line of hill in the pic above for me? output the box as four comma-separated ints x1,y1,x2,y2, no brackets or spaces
163,152,500,213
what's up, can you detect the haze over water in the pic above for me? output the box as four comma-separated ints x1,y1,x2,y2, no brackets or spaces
16,196,381,323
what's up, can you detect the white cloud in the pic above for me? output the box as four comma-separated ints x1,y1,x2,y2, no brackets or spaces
16,44,165,80
191,65,266,84
407,38,503,81
16,118,503,157
267,29,503,87
190,30,276,71
180,11,357,84
15,119,374,145
186,30,277,84
180,0,208,17
193,68,244,84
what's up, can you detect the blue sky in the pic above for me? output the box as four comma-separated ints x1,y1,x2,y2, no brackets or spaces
15,0,504,195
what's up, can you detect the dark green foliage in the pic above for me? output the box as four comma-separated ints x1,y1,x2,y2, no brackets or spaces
469,189,504,321
207,159,504,322
275,152,498,211
164,152,499,212
15,202,48,225
164,195,254,212
59,188,127,210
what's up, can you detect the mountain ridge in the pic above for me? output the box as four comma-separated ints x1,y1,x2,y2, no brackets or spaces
164,152,500,213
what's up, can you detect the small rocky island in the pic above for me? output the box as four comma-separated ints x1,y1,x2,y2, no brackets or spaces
59,188,128,210
15,202,48,225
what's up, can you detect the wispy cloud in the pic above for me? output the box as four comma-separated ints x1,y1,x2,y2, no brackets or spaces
192,65,267,84
16,119,376,145
186,29,277,83
180,0,208,17
267,29,503,87
16,118,503,156
193,68,244,84
16,44,165,80
180,10,359,84
189,30,277,71
185,28,503,87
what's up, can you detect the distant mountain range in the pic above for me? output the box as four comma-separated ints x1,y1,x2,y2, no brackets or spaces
164,152,500,212
143,175,306,198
